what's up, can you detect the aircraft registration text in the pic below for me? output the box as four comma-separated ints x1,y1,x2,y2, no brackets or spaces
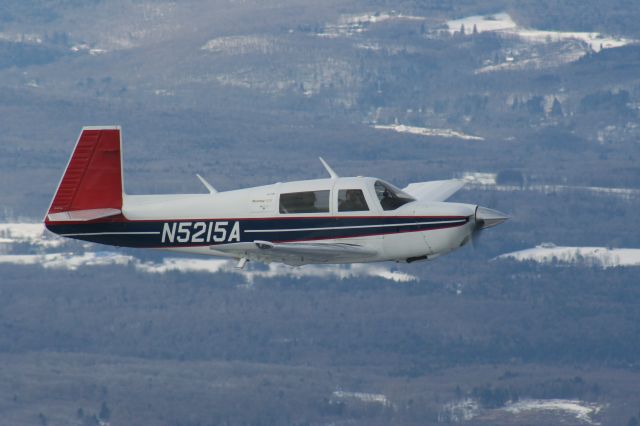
161,221,241,244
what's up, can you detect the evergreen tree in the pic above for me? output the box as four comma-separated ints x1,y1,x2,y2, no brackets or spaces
551,97,564,117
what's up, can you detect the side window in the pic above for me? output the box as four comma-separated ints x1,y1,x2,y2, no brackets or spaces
279,190,330,214
338,189,369,212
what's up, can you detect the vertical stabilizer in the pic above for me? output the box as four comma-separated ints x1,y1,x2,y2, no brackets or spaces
45,126,124,222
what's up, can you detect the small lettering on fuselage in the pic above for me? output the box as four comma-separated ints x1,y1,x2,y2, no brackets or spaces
161,221,241,244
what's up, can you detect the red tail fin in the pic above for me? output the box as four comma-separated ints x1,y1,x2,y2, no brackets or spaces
45,126,123,222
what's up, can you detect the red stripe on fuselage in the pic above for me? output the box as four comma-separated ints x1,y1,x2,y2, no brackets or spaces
45,214,468,226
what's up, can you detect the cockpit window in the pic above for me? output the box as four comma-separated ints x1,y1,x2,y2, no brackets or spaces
374,181,414,211
279,190,330,214
338,189,369,212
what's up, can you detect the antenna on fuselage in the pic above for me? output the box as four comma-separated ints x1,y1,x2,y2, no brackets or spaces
318,157,338,179
196,174,217,194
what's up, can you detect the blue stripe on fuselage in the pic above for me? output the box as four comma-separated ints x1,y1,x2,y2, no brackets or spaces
45,216,469,248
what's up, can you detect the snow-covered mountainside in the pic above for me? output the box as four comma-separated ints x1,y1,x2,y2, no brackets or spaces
447,12,636,72
447,12,633,53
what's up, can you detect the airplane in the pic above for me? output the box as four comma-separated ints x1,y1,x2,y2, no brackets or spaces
44,126,508,268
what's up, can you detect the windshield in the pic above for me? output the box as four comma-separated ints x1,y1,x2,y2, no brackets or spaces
374,181,414,211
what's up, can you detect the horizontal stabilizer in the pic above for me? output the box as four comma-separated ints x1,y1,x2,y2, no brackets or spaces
403,179,465,202
47,208,121,222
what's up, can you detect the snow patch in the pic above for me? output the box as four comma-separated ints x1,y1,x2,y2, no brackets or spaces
0,252,134,270
373,124,484,141
497,245,640,268
70,44,109,55
438,398,479,423
537,184,639,198
502,399,603,424
447,13,518,34
319,12,424,38
332,390,391,406
142,257,419,283
201,35,276,55
462,172,497,186
0,32,43,45
145,256,418,283
438,398,603,424
136,257,229,274
154,89,174,96
460,172,639,200
0,223,64,249
0,223,45,240
496,183,638,199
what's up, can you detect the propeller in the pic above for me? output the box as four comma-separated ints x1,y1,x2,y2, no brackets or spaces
470,226,484,249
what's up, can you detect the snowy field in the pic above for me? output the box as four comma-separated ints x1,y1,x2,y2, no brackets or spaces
318,12,424,38
372,124,484,141
332,390,392,407
439,397,603,424
201,35,277,55
447,12,636,72
447,12,634,52
502,399,603,424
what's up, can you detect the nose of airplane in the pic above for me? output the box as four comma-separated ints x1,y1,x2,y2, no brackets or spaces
475,206,509,229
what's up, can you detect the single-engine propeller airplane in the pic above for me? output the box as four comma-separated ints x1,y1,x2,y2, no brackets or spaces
44,126,508,267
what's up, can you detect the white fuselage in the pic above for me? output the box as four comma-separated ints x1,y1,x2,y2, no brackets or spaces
117,177,477,263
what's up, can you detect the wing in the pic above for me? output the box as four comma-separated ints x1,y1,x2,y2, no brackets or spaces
403,179,465,202
211,240,377,266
